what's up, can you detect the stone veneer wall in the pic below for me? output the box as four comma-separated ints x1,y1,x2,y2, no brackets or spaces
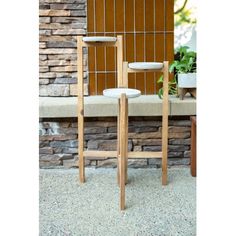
39,117,191,168
39,0,88,97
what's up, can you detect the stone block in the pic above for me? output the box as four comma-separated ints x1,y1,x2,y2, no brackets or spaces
39,153,72,161
39,79,50,85
133,146,142,152
39,10,70,16
39,42,46,49
54,77,77,84
39,30,51,36
50,3,85,10
97,158,117,168
168,157,190,166
134,126,158,133
48,54,77,60
39,17,51,23
128,159,147,168
168,152,183,158
47,41,76,48
143,146,162,151
39,66,49,73
51,17,86,23
39,134,77,141
169,138,191,145
58,127,77,134
39,160,62,167
39,48,76,54
84,127,107,134
128,132,162,139
184,150,191,158
70,10,86,17
39,84,69,96
168,132,191,139
40,35,74,42
52,29,86,35
50,66,77,72
84,133,117,141
39,72,56,78
63,158,78,168
133,139,162,146
169,120,191,126
39,55,47,61
39,141,49,148
50,140,78,148
39,147,53,154
62,148,78,154
87,140,132,151
168,145,189,152
47,60,77,66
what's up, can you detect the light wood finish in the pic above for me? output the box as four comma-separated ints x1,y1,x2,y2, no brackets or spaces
122,61,169,186
119,93,128,210
83,150,162,159
117,98,120,185
161,61,169,185
125,98,128,184
117,36,123,87
128,151,162,158
77,36,122,184
190,116,197,177
77,36,85,183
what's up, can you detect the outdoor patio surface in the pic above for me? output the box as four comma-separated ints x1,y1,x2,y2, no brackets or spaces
39,167,196,236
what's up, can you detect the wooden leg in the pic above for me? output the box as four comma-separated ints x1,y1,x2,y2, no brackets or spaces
77,37,85,183
191,116,197,177
78,113,84,183
125,98,128,184
117,99,120,185
162,61,169,185
120,94,127,210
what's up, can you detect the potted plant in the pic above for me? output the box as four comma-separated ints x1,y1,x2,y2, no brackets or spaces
158,46,197,99
170,46,197,99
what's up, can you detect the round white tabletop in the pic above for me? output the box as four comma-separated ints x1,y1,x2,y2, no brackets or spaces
103,88,141,99
128,62,163,70
83,36,117,42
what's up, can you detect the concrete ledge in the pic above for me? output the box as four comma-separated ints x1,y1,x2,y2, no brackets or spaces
39,95,196,118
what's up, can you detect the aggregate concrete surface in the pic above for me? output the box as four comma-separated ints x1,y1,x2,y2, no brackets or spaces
40,167,196,236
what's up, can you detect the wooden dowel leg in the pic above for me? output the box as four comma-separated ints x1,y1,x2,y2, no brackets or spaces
120,94,127,210
77,36,85,183
117,98,120,185
162,61,169,186
125,98,128,184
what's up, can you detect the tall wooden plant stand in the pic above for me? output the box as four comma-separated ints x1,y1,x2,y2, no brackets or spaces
122,61,169,187
77,36,123,183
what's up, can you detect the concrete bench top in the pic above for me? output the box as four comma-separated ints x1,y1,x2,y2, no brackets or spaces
39,95,196,118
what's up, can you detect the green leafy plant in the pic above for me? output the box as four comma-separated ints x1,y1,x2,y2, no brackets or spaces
170,46,196,74
157,46,197,98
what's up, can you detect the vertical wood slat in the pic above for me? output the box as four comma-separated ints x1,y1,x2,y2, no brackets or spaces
126,34,135,89
146,34,155,94
136,34,145,93
155,0,165,31
87,0,95,95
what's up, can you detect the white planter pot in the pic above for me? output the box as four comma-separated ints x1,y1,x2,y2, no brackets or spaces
178,73,196,88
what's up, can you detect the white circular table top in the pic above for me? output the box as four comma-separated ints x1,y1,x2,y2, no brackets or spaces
128,62,163,70
103,88,141,99
83,36,117,42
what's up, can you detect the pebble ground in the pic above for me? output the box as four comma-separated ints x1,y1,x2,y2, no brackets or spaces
40,167,196,236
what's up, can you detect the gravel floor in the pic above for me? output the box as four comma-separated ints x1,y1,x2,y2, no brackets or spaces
39,167,196,236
